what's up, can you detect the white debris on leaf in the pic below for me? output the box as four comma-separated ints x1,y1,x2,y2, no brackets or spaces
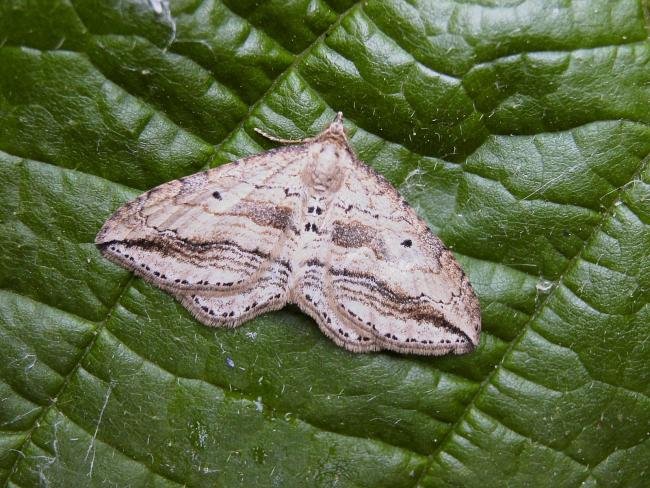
254,397,264,412
96,113,481,356
148,0,163,14
147,0,176,49
536,279,553,293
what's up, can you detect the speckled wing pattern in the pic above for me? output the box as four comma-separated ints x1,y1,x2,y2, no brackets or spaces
96,113,481,356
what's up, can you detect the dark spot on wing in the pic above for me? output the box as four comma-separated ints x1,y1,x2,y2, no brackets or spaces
231,201,293,230
331,221,386,259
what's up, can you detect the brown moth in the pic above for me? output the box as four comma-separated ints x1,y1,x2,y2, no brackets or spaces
96,113,481,355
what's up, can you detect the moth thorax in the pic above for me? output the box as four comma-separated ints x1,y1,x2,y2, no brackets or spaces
305,141,346,192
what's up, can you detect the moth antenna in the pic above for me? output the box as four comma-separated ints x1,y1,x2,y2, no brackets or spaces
253,127,314,144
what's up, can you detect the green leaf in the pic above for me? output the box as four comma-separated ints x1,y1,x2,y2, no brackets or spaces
1,0,649,486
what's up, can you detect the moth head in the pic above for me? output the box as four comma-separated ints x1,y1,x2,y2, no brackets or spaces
317,111,347,144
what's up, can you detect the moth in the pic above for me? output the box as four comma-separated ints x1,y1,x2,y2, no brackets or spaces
96,113,481,355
